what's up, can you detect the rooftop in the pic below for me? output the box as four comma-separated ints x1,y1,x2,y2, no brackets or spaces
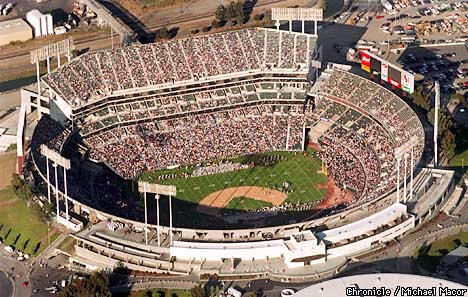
294,273,468,297
0,18,32,35
317,203,408,244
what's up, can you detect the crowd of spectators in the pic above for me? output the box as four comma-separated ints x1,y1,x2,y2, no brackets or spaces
85,106,305,179
31,65,428,223
30,115,71,153
43,28,313,104
318,69,425,204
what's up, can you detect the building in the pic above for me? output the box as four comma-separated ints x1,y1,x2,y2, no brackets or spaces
294,273,468,296
0,18,33,46
26,9,53,37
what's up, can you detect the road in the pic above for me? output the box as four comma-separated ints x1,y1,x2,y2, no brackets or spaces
0,270,13,297
0,249,31,297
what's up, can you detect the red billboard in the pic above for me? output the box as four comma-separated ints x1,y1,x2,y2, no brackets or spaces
361,52,371,72
360,50,414,94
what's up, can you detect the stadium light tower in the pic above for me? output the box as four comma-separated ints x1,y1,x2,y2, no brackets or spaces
271,8,323,35
410,147,414,201
403,153,408,203
138,181,176,246
30,38,75,118
40,145,71,228
434,81,440,166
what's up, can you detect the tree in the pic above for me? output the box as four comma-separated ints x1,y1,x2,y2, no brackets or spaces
59,271,112,297
11,174,33,202
410,85,431,110
211,19,221,29
450,93,464,106
441,129,456,160
234,1,244,24
32,202,53,223
320,0,328,12
427,108,454,136
253,14,264,21
11,174,23,191
158,27,170,40
191,285,205,297
215,4,226,22
225,1,236,20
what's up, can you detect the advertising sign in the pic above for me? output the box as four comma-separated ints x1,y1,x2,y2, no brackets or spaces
361,52,371,72
381,62,388,82
360,50,414,94
401,71,414,93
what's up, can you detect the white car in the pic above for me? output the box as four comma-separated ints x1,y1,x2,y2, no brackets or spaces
4,246,14,253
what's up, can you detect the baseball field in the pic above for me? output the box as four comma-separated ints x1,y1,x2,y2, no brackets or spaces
140,151,328,212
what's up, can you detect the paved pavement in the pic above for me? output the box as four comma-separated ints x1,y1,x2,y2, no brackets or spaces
0,270,13,297
0,249,31,297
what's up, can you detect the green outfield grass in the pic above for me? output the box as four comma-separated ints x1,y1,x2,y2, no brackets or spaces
225,196,273,211
140,151,327,209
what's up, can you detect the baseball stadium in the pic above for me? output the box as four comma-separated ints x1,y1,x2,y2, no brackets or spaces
18,21,456,279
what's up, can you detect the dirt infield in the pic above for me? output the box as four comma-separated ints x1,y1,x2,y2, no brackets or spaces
315,177,353,209
197,186,287,216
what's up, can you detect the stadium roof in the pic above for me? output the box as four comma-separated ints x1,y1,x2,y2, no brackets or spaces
294,274,468,297
316,203,407,243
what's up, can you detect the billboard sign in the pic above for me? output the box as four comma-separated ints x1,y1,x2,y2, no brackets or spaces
381,62,388,81
360,50,414,94
401,71,414,93
361,52,371,72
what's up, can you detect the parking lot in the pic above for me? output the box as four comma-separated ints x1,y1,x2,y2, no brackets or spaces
399,45,468,94
333,0,467,52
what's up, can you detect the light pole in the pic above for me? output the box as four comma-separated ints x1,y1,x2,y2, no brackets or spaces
396,157,401,203
144,183,148,245
46,155,50,203
169,194,173,245
156,194,160,247
63,166,69,229
137,181,176,247
53,162,59,223
434,81,440,166
40,145,71,227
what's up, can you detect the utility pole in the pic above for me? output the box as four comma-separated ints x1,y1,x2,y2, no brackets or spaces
434,81,440,166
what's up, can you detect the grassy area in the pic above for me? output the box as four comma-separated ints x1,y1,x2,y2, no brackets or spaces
140,151,327,210
0,151,16,190
415,231,468,272
449,127,468,175
57,236,76,255
225,196,272,211
0,187,58,255
450,149,468,175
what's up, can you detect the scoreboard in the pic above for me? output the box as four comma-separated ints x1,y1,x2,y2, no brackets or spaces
361,50,414,94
